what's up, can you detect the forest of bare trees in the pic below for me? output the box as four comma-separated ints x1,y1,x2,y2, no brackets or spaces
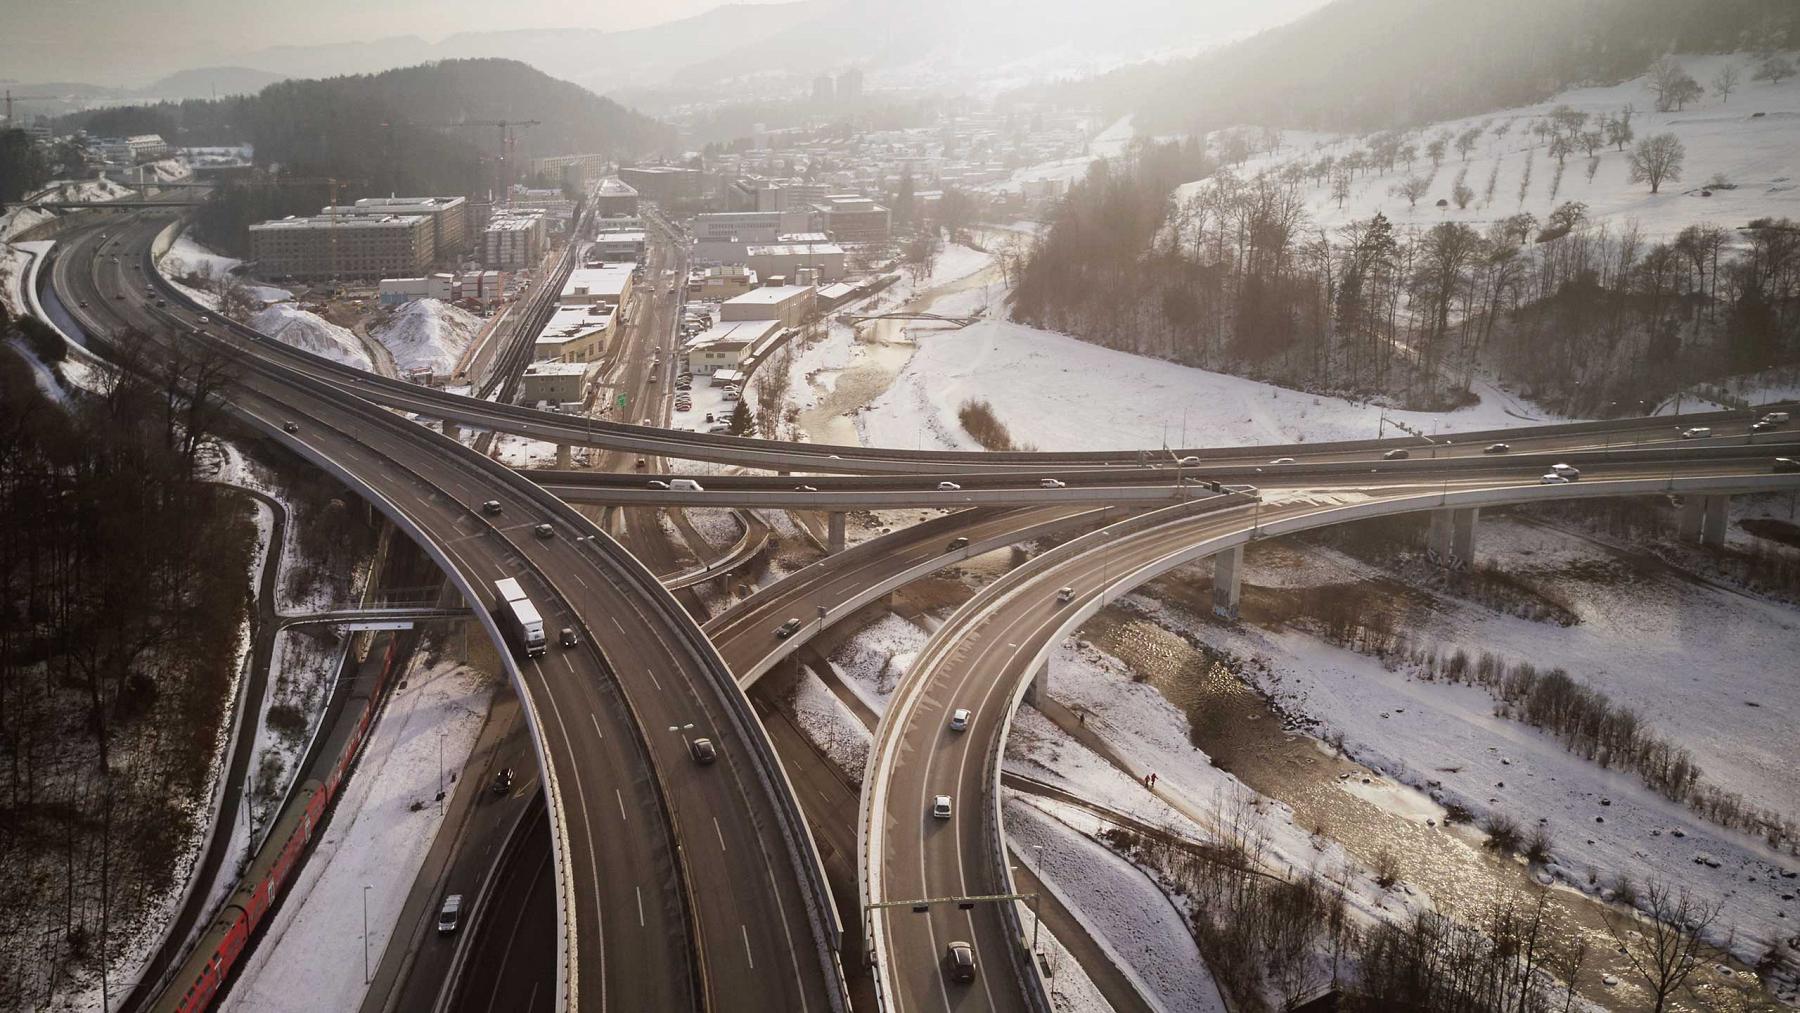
0,329,256,1007
1012,139,1800,414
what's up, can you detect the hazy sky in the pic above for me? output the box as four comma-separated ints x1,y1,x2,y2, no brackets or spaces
0,0,782,85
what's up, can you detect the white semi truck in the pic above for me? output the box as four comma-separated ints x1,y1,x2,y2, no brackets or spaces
493,577,547,658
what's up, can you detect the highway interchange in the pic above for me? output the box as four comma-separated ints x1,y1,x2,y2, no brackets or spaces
29,202,1800,1013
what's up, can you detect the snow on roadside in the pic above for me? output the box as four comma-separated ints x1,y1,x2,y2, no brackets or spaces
792,664,871,780
1008,797,1230,1013
372,299,481,375
221,658,493,1013
685,508,743,549
0,243,33,315
249,305,372,371
248,629,348,838
826,612,930,713
161,231,243,279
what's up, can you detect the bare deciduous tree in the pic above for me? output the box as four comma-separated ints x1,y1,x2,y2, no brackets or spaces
1647,56,1703,112
1392,174,1431,209
1603,880,1725,1013
1629,133,1685,194
1712,62,1742,103
1754,54,1795,86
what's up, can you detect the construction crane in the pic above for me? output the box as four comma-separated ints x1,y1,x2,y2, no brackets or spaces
3,89,59,126
427,119,543,196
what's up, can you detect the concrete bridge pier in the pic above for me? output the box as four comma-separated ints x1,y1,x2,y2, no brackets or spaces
1212,545,1244,620
1022,658,1050,705
442,420,460,442
555,444,573,469
827,511,846,554
1702,494,1731,547
1427,507,1479,567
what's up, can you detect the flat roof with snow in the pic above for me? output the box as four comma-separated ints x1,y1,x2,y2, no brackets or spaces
562,265,634,301
723,285,815,307
525,361,592,376
686,319,780,348
747,242,844,256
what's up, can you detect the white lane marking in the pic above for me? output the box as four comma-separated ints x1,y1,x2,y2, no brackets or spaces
646,668,662,691
741,925,755,968
714,817,727,853
615,789,628,821
589,713,604,740
636,887,645,927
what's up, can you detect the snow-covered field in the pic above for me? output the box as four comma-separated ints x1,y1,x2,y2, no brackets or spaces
373,299,482,375
1177,52,1800,243
791,664,871,779
250,304,373,371
161,231,244,280
222,658,492,1013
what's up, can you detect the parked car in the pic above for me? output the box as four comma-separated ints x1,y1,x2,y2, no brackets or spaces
931,795,953,819
774,617,803,639
1680,427,1712,439
722,390,740,401
1484,443,1511,454
1383,449,1410,460
949,708,971,732
689,737,717,765
946,941,977,983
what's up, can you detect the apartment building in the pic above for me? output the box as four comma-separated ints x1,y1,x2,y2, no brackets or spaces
248,214,435,280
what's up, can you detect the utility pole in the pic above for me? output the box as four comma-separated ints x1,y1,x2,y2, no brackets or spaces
362,884,373,985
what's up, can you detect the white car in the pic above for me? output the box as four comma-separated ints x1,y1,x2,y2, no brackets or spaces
1270,457,1296,465
1039,478,1066,488
1549,463,1581,480
1540,473,1571,484
949,708,971,732
1680,427,1712,439
932,795,953,819
937,481,961,491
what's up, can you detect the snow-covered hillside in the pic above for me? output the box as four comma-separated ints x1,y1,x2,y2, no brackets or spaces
249,305,372,371
1177,52,1800,242
372,299,482,375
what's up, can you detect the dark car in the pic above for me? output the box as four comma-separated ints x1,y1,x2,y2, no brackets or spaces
481,500,503,516
560,627,579,648
282,421,301,434
947,536,970,550
534,523,555,539
491,767,515,795
774,617,803,639
1384,449,1410,460
946,941,976,983
1483,443,1510,454
690,737,717,765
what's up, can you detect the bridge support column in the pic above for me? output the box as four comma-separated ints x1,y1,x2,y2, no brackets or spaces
827,511,846,555
555,443,572,469
1022,658,1050,705
1428,509,1453,563
1701,495,1731,547
442,420,460,442
1679,495,1707,540
1452,507,1479,566
1211,545,1243,621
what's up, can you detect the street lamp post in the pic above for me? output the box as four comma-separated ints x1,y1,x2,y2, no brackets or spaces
362,884,372,985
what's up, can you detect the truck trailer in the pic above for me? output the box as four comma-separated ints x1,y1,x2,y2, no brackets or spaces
493,577,547,658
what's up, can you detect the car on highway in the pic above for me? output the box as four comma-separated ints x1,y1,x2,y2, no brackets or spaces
931,795,953,819
690,737,718,765
947,536,970,550
1680,427,1712,439
1057,586,1075,603
1039,478,1067,488
481,500,502,516
949,708,971,732
1177,455,1201,466
1384,449,1410,460
1775,457,1799,473
640,417,653,426
1763,412,1790,425
155,298,167,308
491,767,514,795
115,292,125,300
1484,443,1511,454
946,941,976,983
534,523,555,539
648,479,670,489
1270,457,1296,465
196,315,210,324
937,481,962,491
282,421,301,434
1752,420,1776,433
1549,463,1581,480
77,299,89,308
437,894,463,934
669,478,704,492
774,617,803,639
1540,473,1571,484
795,484,818,492
560,627,579,648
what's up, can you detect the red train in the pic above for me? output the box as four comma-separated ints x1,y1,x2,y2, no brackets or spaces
153,637,401,1013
